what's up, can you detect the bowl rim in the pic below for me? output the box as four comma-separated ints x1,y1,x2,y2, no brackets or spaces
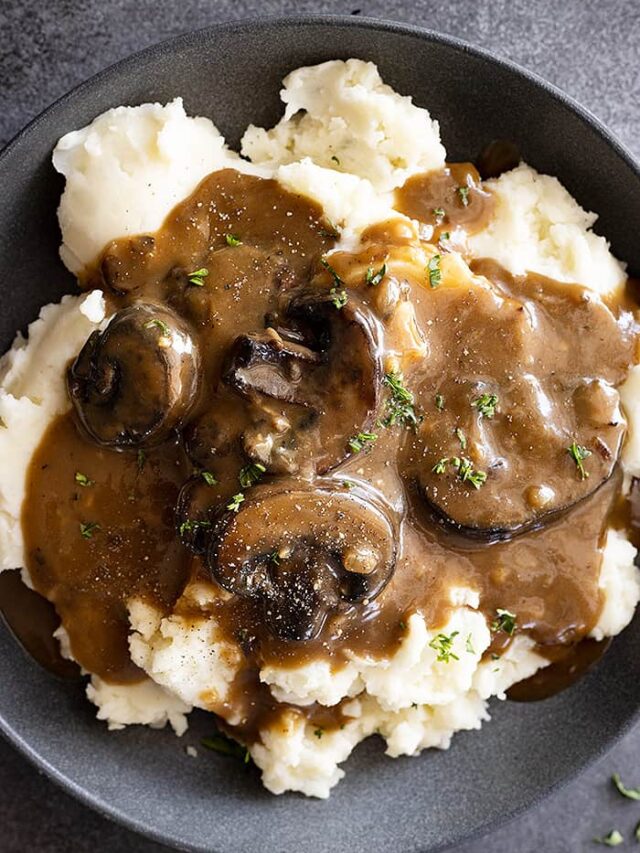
2,12,640,852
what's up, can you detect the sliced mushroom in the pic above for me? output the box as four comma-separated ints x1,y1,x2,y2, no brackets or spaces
222,291,383,474
206,486,397,641
416,376,625,538
68,303,199,448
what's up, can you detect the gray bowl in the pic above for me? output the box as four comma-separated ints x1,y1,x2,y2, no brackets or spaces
1,15,640,853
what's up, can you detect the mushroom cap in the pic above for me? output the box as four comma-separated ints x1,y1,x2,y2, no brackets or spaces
222,290,383,475
206,485,397,641
68,302,200,448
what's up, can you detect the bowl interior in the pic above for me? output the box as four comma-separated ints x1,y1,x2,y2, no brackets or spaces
1,16,640,853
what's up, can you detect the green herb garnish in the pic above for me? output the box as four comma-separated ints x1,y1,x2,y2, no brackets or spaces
348,431,378,453
137,450,146,473
429,631,459,663
457,186,470,207
439,231,451,243
200,471,218,487
432,457,449,475
365,263,386,287
568,441,591,480
635,821,640,843
314,728,324,739
202,732,250,764
432,207,445,224
455,427,467,450
321,257,343,287
75,471,93,487
472,393,498,419
80,521,100,539
225,234,242,247
342,480,355,490
612,773,640,800
179,519,212,537
593,830,624,847
435,393,445,411
431,456,487,488
427,254,442,288
465,634,475,655
452,456,487,489
239,462,266,489
491,608,517,636
381,372,420,429
399,620,407,631
330,287,348,309
144,318,171,338
187,267,209,286
227,493,245,512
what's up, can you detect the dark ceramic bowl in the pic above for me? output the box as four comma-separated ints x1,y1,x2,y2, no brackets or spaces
1,15,640,853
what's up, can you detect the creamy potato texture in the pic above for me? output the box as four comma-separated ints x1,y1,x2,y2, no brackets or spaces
1,60,639,799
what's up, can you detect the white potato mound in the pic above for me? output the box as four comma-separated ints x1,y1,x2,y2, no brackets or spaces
53,98,265,276
467,163,626,296
0,290,105,572
242,59,446,192
2,60,640,799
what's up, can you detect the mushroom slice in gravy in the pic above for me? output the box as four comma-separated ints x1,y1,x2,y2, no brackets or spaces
407,261,634,537
206,485,397,641
68,302,200,448
223,290,383,475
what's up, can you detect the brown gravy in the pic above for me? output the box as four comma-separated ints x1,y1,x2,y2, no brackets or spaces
13,164,640,740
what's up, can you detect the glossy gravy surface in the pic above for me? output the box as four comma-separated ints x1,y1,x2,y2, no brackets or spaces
17,164,639,736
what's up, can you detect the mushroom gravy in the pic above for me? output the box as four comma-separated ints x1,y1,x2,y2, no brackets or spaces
16,164,640,737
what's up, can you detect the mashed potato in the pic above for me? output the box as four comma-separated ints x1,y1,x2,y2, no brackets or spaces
467,163,626,296
1,59,638,799
242,59,446,193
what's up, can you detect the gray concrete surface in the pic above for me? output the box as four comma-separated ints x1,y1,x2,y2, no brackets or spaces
1,0,640,850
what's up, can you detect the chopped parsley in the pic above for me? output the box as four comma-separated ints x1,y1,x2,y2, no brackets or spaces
427,254,442,288
179,519,212,537
439,231,451,244
612,773,640,800
342,480,355,490
455,427,467,450
202,732,250,764
144,318,171,338
472,393,498,419
365,263,387,287
381,372,420,429
137,450,146,473
457,186,470,207
200,471,218,487
432,457,449,475
227,493,245,512
225,234,242,247
432,207,445,224
435,393,445,411
314,728,324,739
239,462,266,489
348,431,378,453
593,830,624,847
399,620,407,631
330,287,348,309
453,456,487,489
74,471,93,487
320,257,343,287
431,455,486,488
568,440,591,480
187,267,209,286
429,631,459,663
79,521,100,539
491,608,517,636
465,634,475,655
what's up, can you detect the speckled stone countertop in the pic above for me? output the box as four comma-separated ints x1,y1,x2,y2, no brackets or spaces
2,1,640,851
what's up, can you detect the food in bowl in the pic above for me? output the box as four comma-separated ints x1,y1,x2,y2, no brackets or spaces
1,59,639,798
